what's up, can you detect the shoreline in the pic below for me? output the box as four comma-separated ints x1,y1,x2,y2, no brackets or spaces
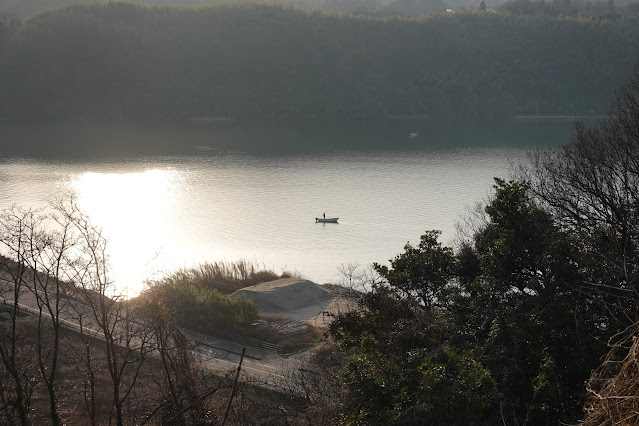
0,113,609,125
511,115,606,120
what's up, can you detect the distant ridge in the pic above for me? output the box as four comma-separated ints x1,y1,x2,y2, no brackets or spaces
1,4,638,121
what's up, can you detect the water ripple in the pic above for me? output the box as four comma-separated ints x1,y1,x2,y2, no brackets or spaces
1,148,529,292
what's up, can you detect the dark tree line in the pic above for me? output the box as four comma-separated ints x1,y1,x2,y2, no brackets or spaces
0,3,638,123
4,0,639,19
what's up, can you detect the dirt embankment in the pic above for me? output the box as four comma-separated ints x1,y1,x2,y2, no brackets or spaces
230,278,356,327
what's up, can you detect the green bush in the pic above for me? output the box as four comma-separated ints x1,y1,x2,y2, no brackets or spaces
144,277,258,328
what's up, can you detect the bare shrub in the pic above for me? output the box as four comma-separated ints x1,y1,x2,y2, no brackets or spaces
583,323,639,425
160,260,292,295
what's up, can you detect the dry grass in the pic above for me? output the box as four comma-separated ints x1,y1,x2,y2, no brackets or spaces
278,327,325,354
222,317,325,354
0,317,157,424
0,314,333,425
159,260,300,295
583,323,639,425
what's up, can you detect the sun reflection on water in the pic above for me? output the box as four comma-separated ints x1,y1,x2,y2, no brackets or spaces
69,168,182,297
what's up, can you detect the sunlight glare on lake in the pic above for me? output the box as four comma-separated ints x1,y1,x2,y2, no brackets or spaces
69,168,183,297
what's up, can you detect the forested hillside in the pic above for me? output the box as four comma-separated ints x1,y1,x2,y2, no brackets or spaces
1,3,638,120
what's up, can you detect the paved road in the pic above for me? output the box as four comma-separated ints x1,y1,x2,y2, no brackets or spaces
0,276,312,393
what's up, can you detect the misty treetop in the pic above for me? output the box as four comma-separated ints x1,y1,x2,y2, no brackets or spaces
1,2,639,121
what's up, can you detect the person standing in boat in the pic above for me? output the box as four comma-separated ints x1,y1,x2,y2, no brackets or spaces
323,213,326,219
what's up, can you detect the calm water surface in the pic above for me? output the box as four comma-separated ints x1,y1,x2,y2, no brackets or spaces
0,120,576,294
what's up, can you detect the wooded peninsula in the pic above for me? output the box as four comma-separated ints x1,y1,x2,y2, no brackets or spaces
1,2,639,121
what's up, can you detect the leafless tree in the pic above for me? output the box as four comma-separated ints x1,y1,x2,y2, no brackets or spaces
0,206,54,424
337,261,380,303
0,207,40,425
524,66,639,326
17,206,80,426
53,199,153,426
147,300,201,424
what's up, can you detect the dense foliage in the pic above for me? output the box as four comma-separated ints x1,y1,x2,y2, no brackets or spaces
143,278,259,327
326,70,639,424
329,182,606,424
137,262,279,327
1,3,638,122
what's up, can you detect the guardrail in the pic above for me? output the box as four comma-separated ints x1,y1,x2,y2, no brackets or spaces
1,277,284,355
178,320,282,355
0,296,105,341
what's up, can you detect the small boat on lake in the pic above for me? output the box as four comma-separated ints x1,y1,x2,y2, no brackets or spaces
316,217,338,223
409,132,419,138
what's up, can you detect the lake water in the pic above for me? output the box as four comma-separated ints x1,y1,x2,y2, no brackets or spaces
0,119,579,295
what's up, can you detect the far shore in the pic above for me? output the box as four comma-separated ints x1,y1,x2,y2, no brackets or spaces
0,114,611,125
512,114,606,120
